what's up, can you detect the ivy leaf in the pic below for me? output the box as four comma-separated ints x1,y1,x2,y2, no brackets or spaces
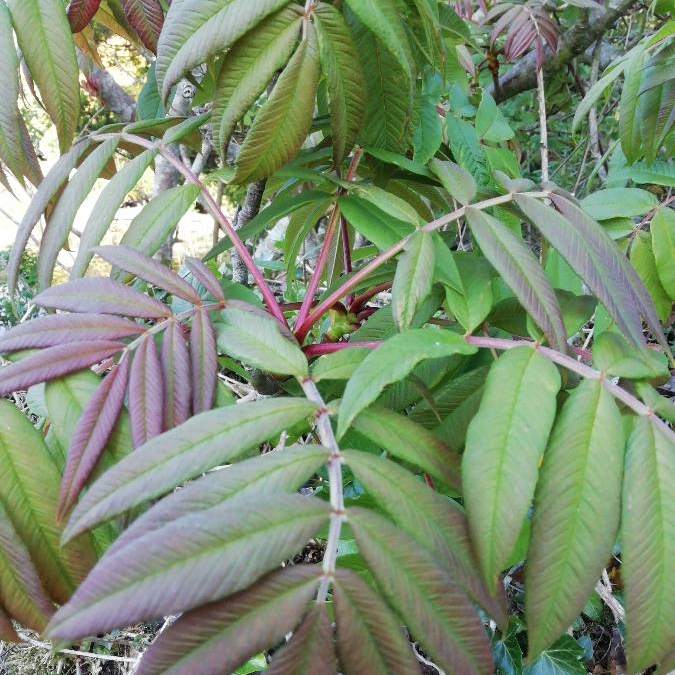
135,566,322,675
156,0,290,99
337,328,477,438
267,603,336,675
463,347,561,591
121,0,163,53
48,495,329,641
212,6,302,157
63,398,318,540
216,306,308,377
113,185,201,271
523,635,587,675
465,208,568,351
232,22,320,183
622,416,675,672
350,508,494,675
526,380,624,658
392,231,435,331
333,568,421,675
7,0,80,152
71,148,158,279
343,0,412,78
313,3,365,164
0,400,97,606
344,449,507,624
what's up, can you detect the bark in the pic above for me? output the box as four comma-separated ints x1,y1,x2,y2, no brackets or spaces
231,180,267,284
489,0,640,102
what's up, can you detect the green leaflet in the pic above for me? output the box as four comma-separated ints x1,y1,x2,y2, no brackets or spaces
619,45,647,163
266,603,336,675
465,208,568,351
0,499,54,632
6,0,80,152
349,12,413,152
71,148,158,278
350,406,462,490
0,400,97,605
650,206,675,298
311,347,371,381
429,158,477,205
525,380,624,658
136,566,322,675
443,252,494,333
215,306,308,377
49,495,329,641
337,328,477,437
462,347,561,591
212,6,302,157
313,3,365,164
350,508,494,675
339,195,415,250
391,230,435,331
475,90,514,142
592,332,670,381
445,115,491,186
156,0,290,100
580,188,658,221
136,62,165,120
343,0,412,78
622,416,675,672
38,139,119,290
232,22,320,183
333,568,421,675
630,232,672,322
63,397,318,540
344,449,506,624
115,184,201,276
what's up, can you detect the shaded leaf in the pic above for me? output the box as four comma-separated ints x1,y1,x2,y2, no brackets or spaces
34,277,172,319
524,635,587,675
350,508,494,675
311,347,371,381
57,357,131,520
184,258,225,304
121,0,163,52
212,6,302,156
314,3,365,164
190,307,217,414
156,0,291,99
0,341,127,396
429,158,477,206
350,406,461,491
622,416,675,672
592,332,669,381
0,601,20,642
0,314,143,352
233,23,320,183
475,90,514,142
67,0,103,32
650,206,675,298
161,318,191,430
630,231,672,322
71,148,158,278
333,567,420,675
443,253,494,333
115,184,201,267
392,230,435,331
267,603,336,675
581,188,658,221
129,336,164,448
526,380,623,657
216,306,308,377
0,400,97,605
0,499,54,632
344,449,507,624
136,566,322,675
63,398,318,539
463,347,561,591
465,208,568,351
49,495,329,641
338,328,476,437
7,0,80,152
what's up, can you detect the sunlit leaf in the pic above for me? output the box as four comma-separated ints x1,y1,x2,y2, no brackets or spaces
121,0,163,52
337,328,477,437
136,566,322,675
7,0,80,152
63,398,318,539
463,347,561,591
49,495,329,640
333,568,420,675
622,416,675,672
350,508,493,675
67,0,103,32
392,231,435,331
233,23,320,183
526,380,623,657
216,306,308,377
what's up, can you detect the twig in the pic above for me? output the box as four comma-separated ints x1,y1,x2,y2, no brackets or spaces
595,569,625,624
15,631,138,665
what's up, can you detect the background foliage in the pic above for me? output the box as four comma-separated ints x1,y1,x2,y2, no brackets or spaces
0,0,674,674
